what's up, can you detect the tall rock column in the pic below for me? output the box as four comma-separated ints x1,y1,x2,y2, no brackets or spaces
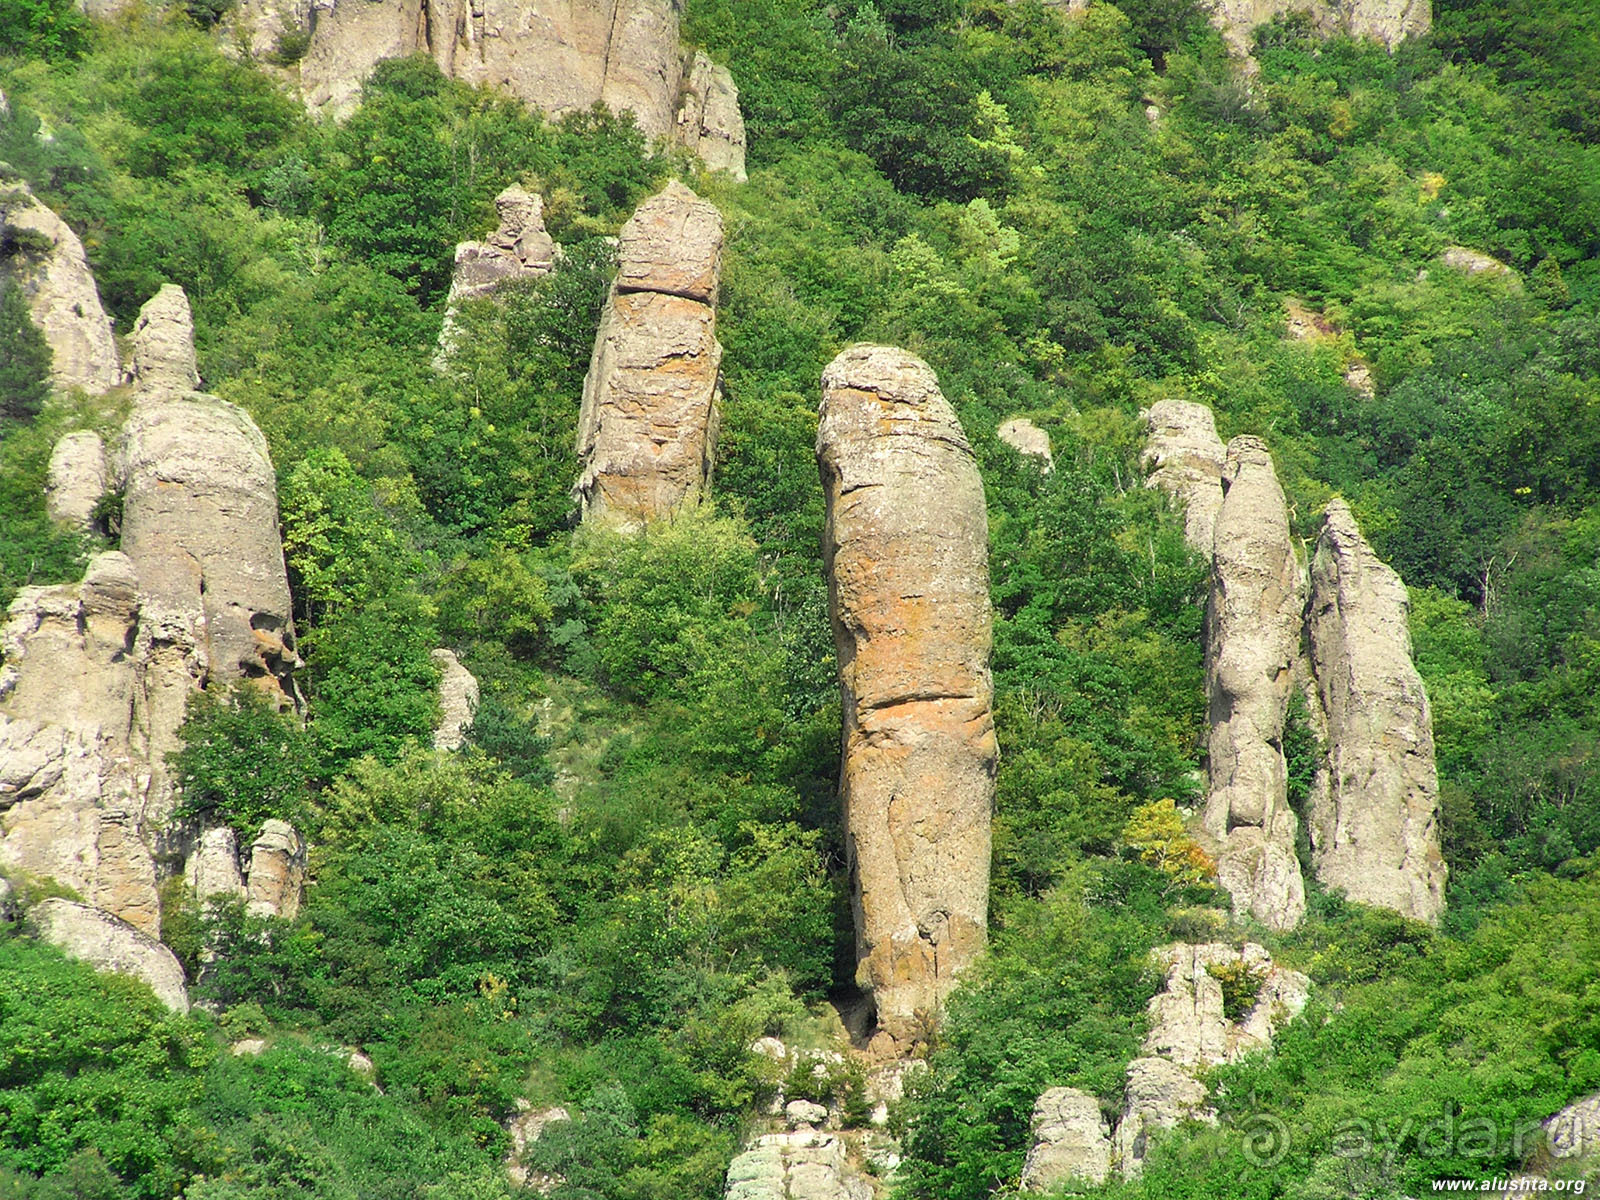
575,180,724,528
817,344,996,1049
117,284,302,825
1142,400,1227,554
1304,500,1446,922
1204,436,1305,931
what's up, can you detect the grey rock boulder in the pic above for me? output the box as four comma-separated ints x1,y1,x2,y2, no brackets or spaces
45,431,109,529
431,649,479,752
1142,400,1227,554
1021,1087,1112,1190
245,819,305,920
27,897,189,1012
998,417,1054,470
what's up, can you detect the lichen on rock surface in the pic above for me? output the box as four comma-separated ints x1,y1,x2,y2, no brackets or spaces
1304,499,1446,923
575,180,725,528
817,344,995,1050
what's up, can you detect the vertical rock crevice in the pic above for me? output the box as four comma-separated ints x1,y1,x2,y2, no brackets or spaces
816,344,995,1052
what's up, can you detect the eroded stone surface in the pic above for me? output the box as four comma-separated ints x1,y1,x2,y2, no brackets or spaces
27,897,188,1012
1021,1087,1112,1190
817,344,994,1048
46,432,109,529
1202,0,1429,59
0,180,119,394
1142,400,1227,554
245,819,305,920
505,1101,570,1190
675,51,747,181
575,181,724,527
185,824,245,901
998,417,1054,470
431,649,479,751
724,1128,872,1200
1114,1056,1213,1178
1304,499,1446,923
1204,437,1306,932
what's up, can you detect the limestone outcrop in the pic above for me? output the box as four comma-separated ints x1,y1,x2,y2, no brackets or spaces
505,1102,571,1190
285,0,746,176
26,897,189,1012
724,1127,872,1200
998,417,1054,470
1111,942,1309,1178
436,186,558,367
431,649,479,752
1020,1088,1112,1190
0,552,161,936
575,180,724,527
1,285,302,951
817,344,995,1048
1202,0,1430,59
1142,400,1227,554
245,819,306,920
1303,500,1446,923
45,431,109,529
1204,436,1306,932
675,51,748,182
0,179,119,394
185,825,246,902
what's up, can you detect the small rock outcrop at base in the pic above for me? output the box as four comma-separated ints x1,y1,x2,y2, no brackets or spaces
1020,1087,1112,1190
26,897,189,1012
817,344,995,1049
1111,942,1309,1178
505,1102,570,1190
1303,500,1446,923
724,1128,872,1200
1204,436,1306,932
1142,400,1227,554
1440,245,1516,280
431,649,479,751
575,180,724,528
45,431,109,529
998,417,1054,470
0,180,120,394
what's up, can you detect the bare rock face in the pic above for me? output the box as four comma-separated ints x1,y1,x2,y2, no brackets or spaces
1113,1056,1213,1178
724,1128,872,1200
1205,436,1306,932
817,344,995,1048
127,283,201,393
185,825,245,902
0,180,119,394
1113,942,1308,1178
0,552,161,936
1303,500,1445,923
575,181,724,527
675,51,748,181
290,0,747,175
26,897,189,1012
1538,1092,1600,1174
1201,0,1429,58
998,417,1054,471
505,1101,570,1190
1020,1087,1112,1190
245,819,306,920
431,649,479,751
45,431,109,529
119,287,301,812
1142,400,1227,554
436,187,558,367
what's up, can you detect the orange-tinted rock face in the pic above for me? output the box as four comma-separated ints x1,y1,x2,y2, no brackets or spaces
817,344,995,1049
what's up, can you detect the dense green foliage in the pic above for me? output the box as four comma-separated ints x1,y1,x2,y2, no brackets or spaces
2,0,1599,1196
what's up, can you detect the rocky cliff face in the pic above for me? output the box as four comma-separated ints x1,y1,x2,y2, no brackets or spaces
287,0,745,176
1303,499,1446,923
26,897,189,1012
1204,436,1306,932
1202,0,1430,58
1,285,302,948
46,430,109,529
0,179,119,394
817,344,995,1050
575,180,724,528
1142,400,1227,555
1020,1088,1112,1190
430,648,479,751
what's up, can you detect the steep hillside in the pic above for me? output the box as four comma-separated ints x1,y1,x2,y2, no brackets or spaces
2,0,1599,1197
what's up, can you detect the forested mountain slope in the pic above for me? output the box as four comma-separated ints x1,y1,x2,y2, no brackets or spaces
1,0,1598,1196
